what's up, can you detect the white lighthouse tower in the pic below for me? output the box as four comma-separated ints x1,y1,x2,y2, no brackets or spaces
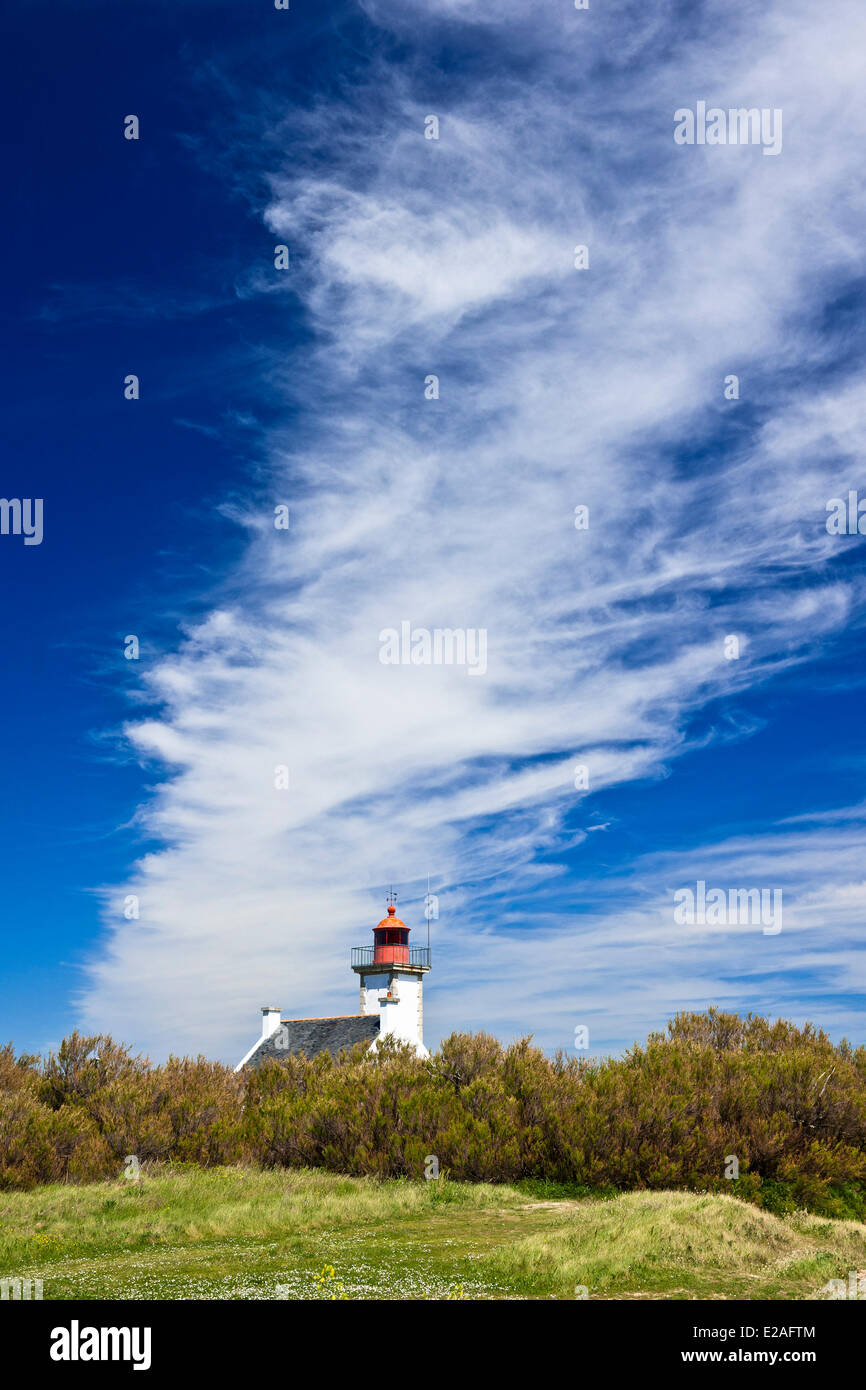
351,893,431,1057
235,890,433,1070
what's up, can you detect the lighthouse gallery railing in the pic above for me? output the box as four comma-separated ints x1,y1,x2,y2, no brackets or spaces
351,945,431,968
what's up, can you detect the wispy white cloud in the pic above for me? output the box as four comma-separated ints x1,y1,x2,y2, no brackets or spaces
79,0,866,1060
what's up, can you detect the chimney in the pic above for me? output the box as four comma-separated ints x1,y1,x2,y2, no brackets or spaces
261,1006,282,1038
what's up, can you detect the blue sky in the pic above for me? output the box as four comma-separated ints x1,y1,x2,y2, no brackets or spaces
2,0,865,1065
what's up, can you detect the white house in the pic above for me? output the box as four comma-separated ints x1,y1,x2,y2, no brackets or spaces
235,895,431,1071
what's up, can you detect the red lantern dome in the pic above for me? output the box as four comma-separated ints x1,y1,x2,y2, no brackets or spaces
372,900,410,964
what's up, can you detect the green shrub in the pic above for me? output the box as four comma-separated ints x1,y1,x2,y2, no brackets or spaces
2,1009,865,1215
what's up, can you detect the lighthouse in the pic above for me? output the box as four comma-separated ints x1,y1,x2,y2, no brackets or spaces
351,892,431,1058
235,892,431,1069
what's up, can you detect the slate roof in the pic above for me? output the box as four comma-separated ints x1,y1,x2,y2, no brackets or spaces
241,1013,380,1069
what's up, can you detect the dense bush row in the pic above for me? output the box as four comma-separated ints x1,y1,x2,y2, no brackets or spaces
2,1010,865,1215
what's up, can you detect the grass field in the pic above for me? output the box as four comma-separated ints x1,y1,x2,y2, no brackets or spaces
1,1166,864,1300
